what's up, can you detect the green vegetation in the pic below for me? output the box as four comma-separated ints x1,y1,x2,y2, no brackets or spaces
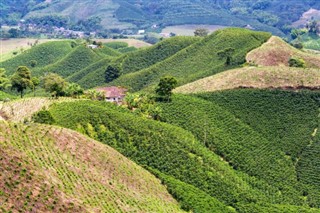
104,42,129,49
157,91,320,209
48,100,270,210
289,57,306,67
11,66,33,98
0,91,16,101
3,0,319,36
0,122,184,212
119,36,200,75
35,45,101,78
45,95,320,212
110,28,271,92
0,41,74,75
31,109,55,124
155,76,178,101
67,58,112,89
43,73,67,98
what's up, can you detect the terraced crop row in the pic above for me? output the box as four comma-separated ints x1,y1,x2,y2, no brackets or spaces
0,122,183,212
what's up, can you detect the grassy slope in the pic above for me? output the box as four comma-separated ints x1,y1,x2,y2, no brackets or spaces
34,45,102,78
0,122,184,212
93,46,121,58
175,66,320,94
25,0,133,29
48,100,268,212
109,28,271,92
119,36,200,75
66,58,112,89
196,90,320,207
159,91,320,210
0,41,74,75
247,36,320,68
46,100,320,212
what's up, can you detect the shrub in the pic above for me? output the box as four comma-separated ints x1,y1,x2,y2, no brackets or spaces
288,57,305,67
32,109,55,124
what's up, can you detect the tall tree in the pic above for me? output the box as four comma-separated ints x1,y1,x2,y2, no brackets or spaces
43,73,67,98
105,64,120,83
194,28,209,37
155,76,177,102
11,66,32,98
31,77,40,97
65,83,84,98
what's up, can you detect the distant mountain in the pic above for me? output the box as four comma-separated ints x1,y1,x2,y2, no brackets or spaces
2,0,320,35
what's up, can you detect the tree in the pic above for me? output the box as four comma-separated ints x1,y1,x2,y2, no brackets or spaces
30,60,37,67
31,77,40,97
43,73,67,98
155,76,178,102
194,28,209,37
105,64,120,83
217,47,235,65
306,20,319,34
85,89,105,101
288,57,305,68
11,66,32,98
65,83,84,98
0,68,11,90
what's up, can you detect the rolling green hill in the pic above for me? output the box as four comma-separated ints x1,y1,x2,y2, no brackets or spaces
67,58,113,89
4,0,320,35
0,41,74,75
33,45,102,78
109,28,271,92
0,121,185,212
119,36,200,75
158,90,320,209
43,97,320,212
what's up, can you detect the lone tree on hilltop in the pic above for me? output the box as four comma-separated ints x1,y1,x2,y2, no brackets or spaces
194,28,209,37
155,76,178,102
11,66,33,98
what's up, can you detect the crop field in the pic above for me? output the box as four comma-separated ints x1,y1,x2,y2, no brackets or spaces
161,25,227,36
96,39,151,48
110,28,271,92
0,39,62,62
0,122,183,212
175,66,320,94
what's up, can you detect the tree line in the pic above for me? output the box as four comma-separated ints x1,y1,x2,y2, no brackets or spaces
0,66,83,98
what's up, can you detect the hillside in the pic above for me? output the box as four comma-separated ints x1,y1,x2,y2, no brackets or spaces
158,91,320,210
43,98,320,212
0,41,74,75
119,36,200,75
4,0,320,35
175,66,320,94
109,28,271,92
0,122,184,212
246,36,320,68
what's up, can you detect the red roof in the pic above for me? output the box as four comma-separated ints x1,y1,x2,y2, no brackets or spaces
96,87,127,98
